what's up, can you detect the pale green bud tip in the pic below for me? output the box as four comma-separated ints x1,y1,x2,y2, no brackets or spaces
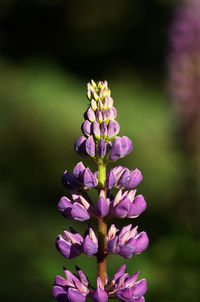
91,79,97,89
87,80,112,108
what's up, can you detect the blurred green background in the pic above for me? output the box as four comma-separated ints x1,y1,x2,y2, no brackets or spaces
1,0,200,301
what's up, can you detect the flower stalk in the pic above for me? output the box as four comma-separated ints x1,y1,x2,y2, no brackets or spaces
97,217,107,286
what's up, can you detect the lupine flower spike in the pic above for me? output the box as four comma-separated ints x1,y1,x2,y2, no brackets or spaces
53,80,149,301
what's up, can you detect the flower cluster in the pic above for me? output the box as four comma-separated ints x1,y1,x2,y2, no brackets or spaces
75,80,132,161
53,265,147,302
53,80,148,301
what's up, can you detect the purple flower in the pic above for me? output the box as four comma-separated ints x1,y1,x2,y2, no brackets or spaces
53,267,89,302
62,162,98,191
96,109,103,123
85,136,96,157
111,189,146,219
109,136,133,161
97,138,106,158
108,107,117,120
106,166,143,190
92,277,108,302
107,120,120,139
95,190,110,217
87,107,96,122
75,136,87,156
107,224,149,258
112,266,147,302
56,229,83,259
82,120,92,136
100,121,107,138
93,121,101,139
58,194,91,222
127,194,147,218
82,228,98,256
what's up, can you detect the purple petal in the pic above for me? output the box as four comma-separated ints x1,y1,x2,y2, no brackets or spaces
96,109,103,123
56,235,82,259
126,169,143,189
115,287,132,301
118,168,131,188
112,264,126,283
102,109,109,121
54,275,68,287
87,107,96,122
109,136,133,161
100,121,107,138
127,195,147,218
53,285,68,302
82,120,92,136
107,121,120,138
113,197,131,218
85,136,96,156
97,138,106,158
58,196,72,219
73,162,86,178
96,197,109,217
76,266,89,287
82,235,98,256
62,171,81,190
104,96,113,108
71,202,90,221
134,232,149,254
132,279,147,298
75,136,87,156
119,242,135,258
111,166,126,182
108,107,117,120
81,168,97,188
67,288,86,302
109,137,122,161
120,136,133,157
124,271,140,288
105,170,115,189
107,236,118,253
93,121,101,139
92,289,108,302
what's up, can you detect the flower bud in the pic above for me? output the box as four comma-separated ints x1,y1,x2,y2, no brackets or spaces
93,121,101,139
97,137,106,158
96,109,103,123
81,168,98,188
87,107,96,122
82,120,92,136
85,136,95,156
118,168,143,189
91,99,97,111
127,195,147,218
100,121,107,138
105,170,115,190
75,136,87,156
82,228,98,256
56,230,83,259
107,120,120,139
109,136,133,161
95,196,109,217
92,277,108,302
108,107,117,120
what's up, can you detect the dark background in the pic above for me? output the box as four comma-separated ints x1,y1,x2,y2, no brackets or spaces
1,0,200,301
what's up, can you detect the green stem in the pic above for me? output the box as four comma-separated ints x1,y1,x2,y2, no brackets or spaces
97,161,107,286
98,163,106,188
